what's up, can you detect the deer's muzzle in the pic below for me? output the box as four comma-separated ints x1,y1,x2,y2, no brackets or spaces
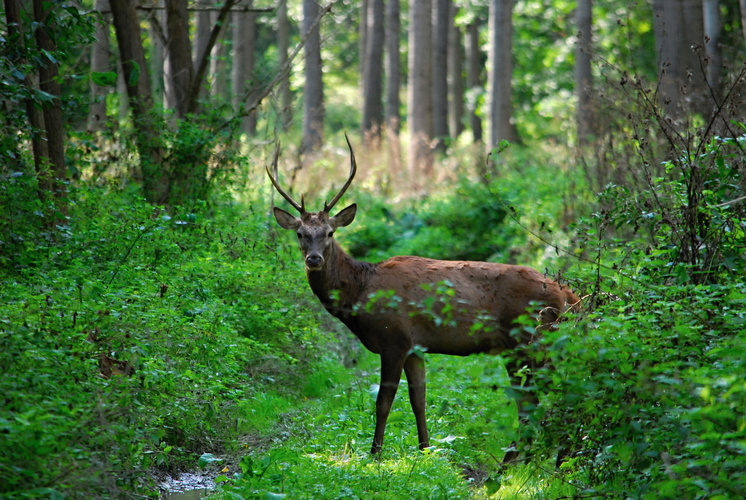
305,252,324,270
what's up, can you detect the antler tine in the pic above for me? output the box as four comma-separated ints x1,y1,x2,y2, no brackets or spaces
324,133,358,212
266,143,305,214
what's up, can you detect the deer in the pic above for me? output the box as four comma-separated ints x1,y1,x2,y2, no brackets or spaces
266,136,579,460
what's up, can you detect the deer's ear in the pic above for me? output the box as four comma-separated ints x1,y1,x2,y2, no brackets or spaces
273,207,301,230
331,204,357,228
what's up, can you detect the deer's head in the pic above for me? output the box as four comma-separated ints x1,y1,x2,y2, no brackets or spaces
267,136,358,271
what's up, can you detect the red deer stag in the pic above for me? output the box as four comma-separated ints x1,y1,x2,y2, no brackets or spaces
267,137,579,458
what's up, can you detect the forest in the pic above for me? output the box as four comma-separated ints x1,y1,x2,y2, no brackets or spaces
1,0,745,498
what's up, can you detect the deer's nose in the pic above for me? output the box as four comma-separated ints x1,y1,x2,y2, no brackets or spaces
305,252,324,270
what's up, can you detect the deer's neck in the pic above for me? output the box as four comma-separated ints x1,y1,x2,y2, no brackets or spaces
307,241,372,317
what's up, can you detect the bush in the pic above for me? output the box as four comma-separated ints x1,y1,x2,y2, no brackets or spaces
0,186,333,498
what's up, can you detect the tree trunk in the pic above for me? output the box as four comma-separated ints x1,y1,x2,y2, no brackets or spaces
277,0,292,130
702,0,722,97
110,0,168,204
653,0,708,122
359,0,369,104
302,0,325,154
362,0,384,146
165,0,193,119
187,0,236,116
487,0,519,149
407,0,433,184
432,0,450,152
210,17,230,101
4,0,48,192
88,0,110,132
32,0,67,204
385,0,402,176
465,21,483,143
232,3,258,135
575,0,594,146
148,0,166,109
447,4,464,140
741,0,746,46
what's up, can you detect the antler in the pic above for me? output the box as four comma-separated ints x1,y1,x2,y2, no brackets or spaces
324,133,358,212
266,143,305,214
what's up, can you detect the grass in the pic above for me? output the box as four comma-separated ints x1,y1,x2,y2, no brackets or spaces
199,347,581,499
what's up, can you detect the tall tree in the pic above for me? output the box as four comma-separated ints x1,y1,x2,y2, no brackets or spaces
165,0,193,119
232,3,258,135
653,0,708,121
447,3,464,140
110,0,168,204
432,0,450,151
407,0,434,183
88,0,110,132
575,0,594,145
302,0,325,154
3,0,49,192
362,0,384,146
147,0,166,109
385,0,402,175
487,0,518,148
702,0,722,96
32,0,67,203
277,0,293,130
465,20,483,143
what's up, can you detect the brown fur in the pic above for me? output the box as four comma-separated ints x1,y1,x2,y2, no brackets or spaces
273,203,579,455
268,139,578,455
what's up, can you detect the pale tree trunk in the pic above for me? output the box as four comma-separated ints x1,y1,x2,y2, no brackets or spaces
162,1,177,113
277,0,292,130
702,0,722,97
165,0,193,119
575,0,594,146
385,0,402,176
359,0,369,104
741,0,746,45
32,0,67,204
407,0,433,184
362,0,384,146
487,0,519,149
302,0,325,154
653,0,708,122
148,0,165,109
448,3,464,140
110,0,168,204
432,0,450,152
88,0,110,132
210,20,230,101
194,0,212,74
465,21,483,143
232,3,258,135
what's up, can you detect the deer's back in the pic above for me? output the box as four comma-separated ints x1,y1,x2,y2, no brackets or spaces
349,255,576,355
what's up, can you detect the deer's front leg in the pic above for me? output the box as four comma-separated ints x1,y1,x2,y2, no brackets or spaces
404,352,429,450
371,351,406,454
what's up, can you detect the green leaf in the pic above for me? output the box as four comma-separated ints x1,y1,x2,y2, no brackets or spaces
198,452,222,469
91,71,117,86
127,60,140,87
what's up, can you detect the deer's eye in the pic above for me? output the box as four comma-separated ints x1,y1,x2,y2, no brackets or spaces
327,231,334,238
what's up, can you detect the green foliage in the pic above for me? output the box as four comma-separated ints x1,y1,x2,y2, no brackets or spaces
345,176,508,262
0,187,331,498
531,281,746,498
